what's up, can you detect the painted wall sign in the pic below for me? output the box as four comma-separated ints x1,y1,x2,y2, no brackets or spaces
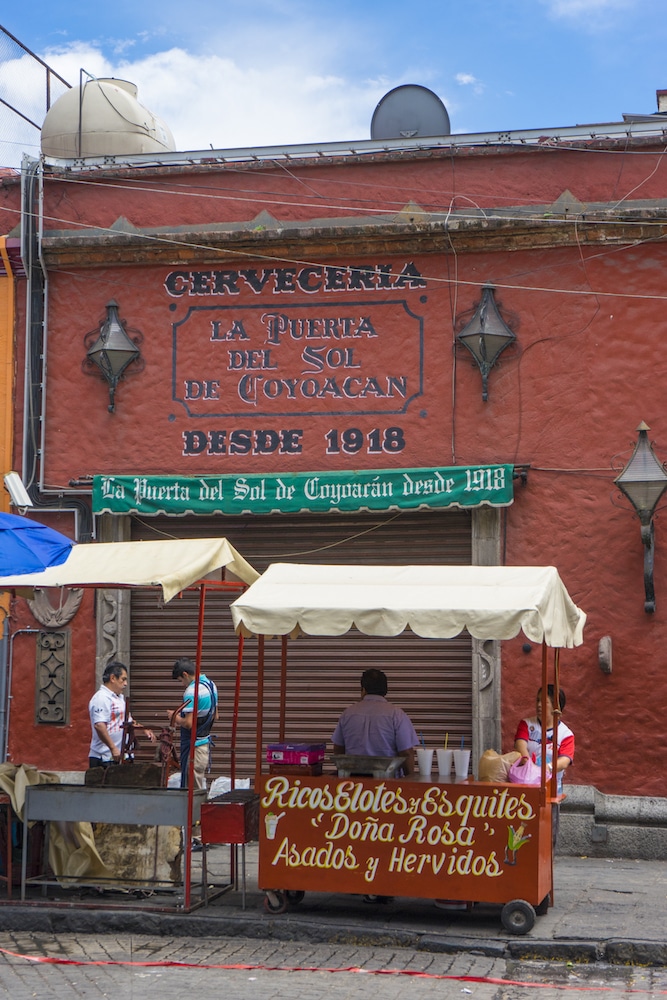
93,464,513,515
163,263,427,299
173,299,423,419
258,776,550,903
160,261,429,470
45,257,469,478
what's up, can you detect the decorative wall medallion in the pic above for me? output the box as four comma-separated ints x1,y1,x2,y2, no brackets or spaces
27,587,83,628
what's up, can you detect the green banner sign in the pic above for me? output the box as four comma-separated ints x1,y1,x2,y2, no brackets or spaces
93,466,513,516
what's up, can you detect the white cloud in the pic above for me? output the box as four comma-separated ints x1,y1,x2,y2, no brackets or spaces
455,73,484,97
0,9,456,167
17,39,396,159
542,0,633,19
0,50,71,166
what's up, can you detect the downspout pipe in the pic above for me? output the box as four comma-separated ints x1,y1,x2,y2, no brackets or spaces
3,628,40,762
0,618,9,762
20,156,92,541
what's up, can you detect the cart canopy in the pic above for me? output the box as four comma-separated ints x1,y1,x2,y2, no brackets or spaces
230,564,586,648
0,536,259,603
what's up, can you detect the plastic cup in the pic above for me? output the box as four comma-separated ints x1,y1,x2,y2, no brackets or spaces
436,748,453,776
453,749,471,780
416,747,434,776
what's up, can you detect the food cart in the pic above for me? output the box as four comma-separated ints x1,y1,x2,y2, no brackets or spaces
0,536,259,911
230,563,586,934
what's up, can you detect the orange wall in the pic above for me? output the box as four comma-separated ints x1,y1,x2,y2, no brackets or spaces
39,146,667,230
8,146,667,791
7,580,94,770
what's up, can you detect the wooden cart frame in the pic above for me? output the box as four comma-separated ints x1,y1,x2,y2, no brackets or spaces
230,563,586,934
0,536,258,912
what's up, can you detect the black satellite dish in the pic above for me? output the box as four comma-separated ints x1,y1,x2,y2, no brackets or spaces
371,84,451,140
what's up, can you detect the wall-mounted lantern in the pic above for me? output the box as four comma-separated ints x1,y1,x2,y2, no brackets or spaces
83,300,143,412
614,421,667,613
456,285,516,401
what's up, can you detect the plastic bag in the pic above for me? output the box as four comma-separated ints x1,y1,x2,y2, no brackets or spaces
478,749,521,782
507,757,550,785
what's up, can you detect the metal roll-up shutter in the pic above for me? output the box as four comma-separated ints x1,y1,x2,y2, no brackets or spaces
129,509,472,779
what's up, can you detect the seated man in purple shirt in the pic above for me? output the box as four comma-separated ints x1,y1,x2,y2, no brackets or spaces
332,668,418,776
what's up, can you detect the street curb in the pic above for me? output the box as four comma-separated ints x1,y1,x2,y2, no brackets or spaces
605,941,667,966
506,940,603,963
0,905,666,966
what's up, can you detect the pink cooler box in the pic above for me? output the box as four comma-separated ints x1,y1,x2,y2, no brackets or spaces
266,743,326,765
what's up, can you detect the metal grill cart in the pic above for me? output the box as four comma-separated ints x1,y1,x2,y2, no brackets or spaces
0,537,259,912
21,785,206,900
230,564,586,934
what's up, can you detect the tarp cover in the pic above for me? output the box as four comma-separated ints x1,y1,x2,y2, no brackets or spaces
0,537,259,603
0,763,109,881
230,564,586,648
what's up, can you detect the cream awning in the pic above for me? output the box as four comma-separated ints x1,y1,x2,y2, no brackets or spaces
0,537,259,603
230,564,586,648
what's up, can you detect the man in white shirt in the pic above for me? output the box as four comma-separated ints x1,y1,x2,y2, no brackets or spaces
88,660,154,767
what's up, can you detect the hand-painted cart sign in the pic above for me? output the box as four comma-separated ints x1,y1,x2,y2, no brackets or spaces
93,464,513,516
259,776,551,904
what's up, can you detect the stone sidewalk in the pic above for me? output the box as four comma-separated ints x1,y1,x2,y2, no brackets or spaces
1,849,665,966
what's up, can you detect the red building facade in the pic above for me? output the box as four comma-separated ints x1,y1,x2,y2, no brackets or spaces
5,120,667,796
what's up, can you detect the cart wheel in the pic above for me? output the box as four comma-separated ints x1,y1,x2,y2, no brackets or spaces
501,899,536,935
535,894,550,916
264,890,288,914
286,890,305,904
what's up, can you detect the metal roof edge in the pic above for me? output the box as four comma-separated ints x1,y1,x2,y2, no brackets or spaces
40,119,667,172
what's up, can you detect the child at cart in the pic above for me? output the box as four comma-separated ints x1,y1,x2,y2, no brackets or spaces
514,685,575,846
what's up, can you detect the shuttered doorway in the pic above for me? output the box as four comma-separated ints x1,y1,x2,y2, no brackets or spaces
129,509,472,780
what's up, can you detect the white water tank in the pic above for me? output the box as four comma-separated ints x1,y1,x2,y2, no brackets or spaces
41,78,176,159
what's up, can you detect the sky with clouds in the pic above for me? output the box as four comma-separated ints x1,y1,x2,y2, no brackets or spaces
0,0,666,167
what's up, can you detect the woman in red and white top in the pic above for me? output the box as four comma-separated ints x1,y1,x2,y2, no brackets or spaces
514,684,574,848
514,685,575,796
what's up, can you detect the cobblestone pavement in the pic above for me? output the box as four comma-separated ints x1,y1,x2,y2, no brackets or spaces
1,933,667,999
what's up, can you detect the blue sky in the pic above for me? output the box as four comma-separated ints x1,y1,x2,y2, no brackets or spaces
1,0,666,165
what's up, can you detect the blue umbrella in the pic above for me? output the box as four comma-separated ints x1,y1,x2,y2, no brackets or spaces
0,512,74,575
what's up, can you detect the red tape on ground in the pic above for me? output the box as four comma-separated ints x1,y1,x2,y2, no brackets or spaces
0,946,659,992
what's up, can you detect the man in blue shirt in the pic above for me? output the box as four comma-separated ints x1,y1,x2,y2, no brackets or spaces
332,668,417,775
169,657,218,790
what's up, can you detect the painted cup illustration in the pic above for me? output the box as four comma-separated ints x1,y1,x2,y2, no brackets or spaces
416,747,434,776
436,748,453,776
453,749,471,780
264,811,285,839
